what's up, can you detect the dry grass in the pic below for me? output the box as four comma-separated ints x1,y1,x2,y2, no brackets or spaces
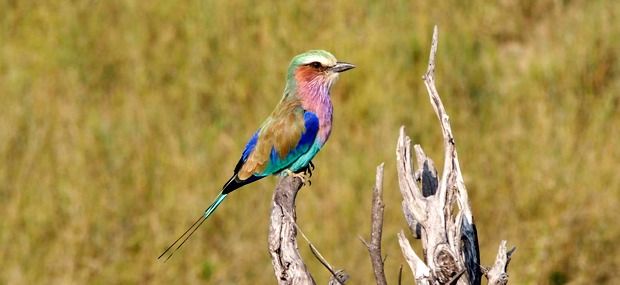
1,0,619,284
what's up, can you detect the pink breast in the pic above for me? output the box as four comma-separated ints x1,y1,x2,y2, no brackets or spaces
301,94,333,144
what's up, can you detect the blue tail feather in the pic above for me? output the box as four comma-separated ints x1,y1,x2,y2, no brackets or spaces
158,192,228,261
204,192,227,219
159,173,264,261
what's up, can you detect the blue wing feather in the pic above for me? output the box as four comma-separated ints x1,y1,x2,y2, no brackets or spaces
299,111,320,147
269,111,318,161
236,111,319,177
242,132,259,160
267,111,318,171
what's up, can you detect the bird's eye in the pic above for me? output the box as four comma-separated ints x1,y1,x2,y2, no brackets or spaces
309,62,322,69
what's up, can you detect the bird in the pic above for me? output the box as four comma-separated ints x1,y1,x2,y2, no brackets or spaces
158,50,355,261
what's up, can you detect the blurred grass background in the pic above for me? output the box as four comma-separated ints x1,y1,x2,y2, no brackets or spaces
1,0,619,284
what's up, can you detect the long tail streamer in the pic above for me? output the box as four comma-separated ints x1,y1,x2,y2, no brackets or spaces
158,192,228,262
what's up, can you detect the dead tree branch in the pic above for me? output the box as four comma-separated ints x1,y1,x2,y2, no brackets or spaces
398,230,431,284
361,163,388,285
394,25,514,284
327,270,350,285
269,176,315,285
485,241,516,285
269,175,349,285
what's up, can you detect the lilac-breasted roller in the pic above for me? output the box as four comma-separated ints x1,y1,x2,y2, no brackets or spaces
159,50,355,260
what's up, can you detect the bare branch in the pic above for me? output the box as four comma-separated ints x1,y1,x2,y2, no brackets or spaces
421,26,482,285
327,270,350,285
394,25,513,285
398,231,431,285
396,127,427,225
422,25,453,213
308,243,348,284
362,163,388,285
270,175,349,284
485,241,516,285
280,207,348,284
269,175,315,285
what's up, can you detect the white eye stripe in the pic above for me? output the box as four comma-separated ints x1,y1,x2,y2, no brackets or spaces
301,55,336,67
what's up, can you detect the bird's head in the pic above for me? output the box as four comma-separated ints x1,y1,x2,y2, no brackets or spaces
285,50,355,96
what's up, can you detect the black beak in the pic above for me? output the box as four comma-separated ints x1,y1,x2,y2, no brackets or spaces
332,62,355,73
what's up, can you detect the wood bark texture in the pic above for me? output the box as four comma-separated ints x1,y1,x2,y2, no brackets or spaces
361,164,388,285
395,26,514,284
269,175,315,285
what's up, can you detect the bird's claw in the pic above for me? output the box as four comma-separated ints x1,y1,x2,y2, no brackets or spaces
284,169,312,186
302,161,314,178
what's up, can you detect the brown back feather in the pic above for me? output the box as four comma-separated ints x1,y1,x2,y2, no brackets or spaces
237,98,305,180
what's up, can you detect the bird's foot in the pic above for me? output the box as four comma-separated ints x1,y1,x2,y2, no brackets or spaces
284,169,311,186
300,163,314,178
